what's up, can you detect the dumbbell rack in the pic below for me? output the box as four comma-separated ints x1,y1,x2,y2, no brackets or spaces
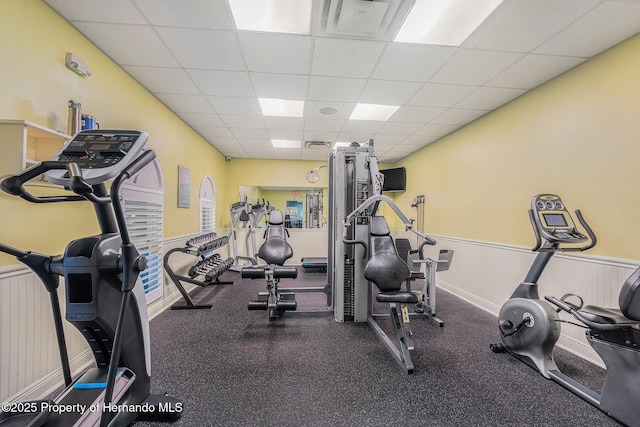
164,232,234,310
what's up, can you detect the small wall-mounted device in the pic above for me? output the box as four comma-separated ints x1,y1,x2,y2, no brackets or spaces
65,52,91,77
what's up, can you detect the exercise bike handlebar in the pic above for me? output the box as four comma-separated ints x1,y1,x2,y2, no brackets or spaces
529,208,597,252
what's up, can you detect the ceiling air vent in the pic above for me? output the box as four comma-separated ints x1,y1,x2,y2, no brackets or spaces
304,141,332,149
315,0,416,41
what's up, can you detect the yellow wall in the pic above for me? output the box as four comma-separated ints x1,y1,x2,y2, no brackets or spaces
0,1,227,267
394,34,640,261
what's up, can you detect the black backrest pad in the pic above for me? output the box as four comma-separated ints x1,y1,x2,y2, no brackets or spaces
257,210,293,265
619,266,640,321
364,217,410,292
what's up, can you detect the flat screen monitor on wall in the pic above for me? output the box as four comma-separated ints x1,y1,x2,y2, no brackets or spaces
380,167,406,192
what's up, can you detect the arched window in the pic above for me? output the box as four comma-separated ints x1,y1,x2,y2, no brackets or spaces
200,175,216,234
121,157,164,304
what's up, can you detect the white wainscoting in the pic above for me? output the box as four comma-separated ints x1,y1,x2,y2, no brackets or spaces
393,231,638,367
3,230,637,402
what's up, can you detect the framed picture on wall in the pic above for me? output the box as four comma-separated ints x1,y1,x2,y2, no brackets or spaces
178,165,190,208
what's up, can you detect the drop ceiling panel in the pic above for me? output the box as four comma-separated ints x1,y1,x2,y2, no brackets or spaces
188,70,254,97
487,54,586,89
455,87,526,110
431,49,523,86
250,73,309,99
73,23,180,67
44,0,640,162
371,43,456,81
44,0,147,24
307,76,367,102
157,28,244,70
133,0,235,29
123,66,200,94
358,79,424,105
432,108,488,125
206,96,261,115
178,113,226,127
311,38,386,78
267,129,304,140
534,1,640,57
408,83,477,108
238,32,312,74
463,0,601,52
155,93,215,113
390,106,446,123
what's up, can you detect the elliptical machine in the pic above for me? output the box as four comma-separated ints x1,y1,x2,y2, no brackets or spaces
0,130,181,426
491,194,640,427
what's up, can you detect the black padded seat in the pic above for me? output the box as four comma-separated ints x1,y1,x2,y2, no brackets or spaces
257,210,293,266
364,216,411,294
579,306,639,326
376,292,419,304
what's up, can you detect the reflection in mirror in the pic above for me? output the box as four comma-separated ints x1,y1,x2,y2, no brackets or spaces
238,186,328,228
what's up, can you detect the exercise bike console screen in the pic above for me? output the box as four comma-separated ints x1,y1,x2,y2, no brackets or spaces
542,213,568,227
531,194,587,243
47,129,149,186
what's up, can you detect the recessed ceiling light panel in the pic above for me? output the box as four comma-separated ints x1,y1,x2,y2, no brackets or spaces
229,0,312,35
259,98,304,117
349,103,399,121
394,0,503,46
272,139,301,148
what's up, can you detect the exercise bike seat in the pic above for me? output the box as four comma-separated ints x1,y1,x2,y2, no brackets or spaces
578,305,638,326
364,217,413,302
257,210,293,266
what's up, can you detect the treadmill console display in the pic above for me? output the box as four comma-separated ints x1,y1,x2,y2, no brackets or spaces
531,194,587,243
47,130,149,186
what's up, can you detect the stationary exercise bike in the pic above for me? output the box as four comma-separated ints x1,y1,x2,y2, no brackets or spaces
0,130,181,426
491,194,640,427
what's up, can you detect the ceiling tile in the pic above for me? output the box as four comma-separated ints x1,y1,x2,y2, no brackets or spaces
194,126,235,138
133,0,234,29
123,66,199,94
414,123,461,137
307,76,366,102
358,80,424,105
431,49,523,85
231,128,270,139
341,120,385,134
74,23,179,67
264,117,305,130
305,101,356,119
311,38,386,78
389,106,446,123
401,135,434,146
237,138,272,148
238,32,312,74
188,70,254,96
487,54,586,89
221,115,265,129
304,118,346,132
378,122,423,135
463,0,601,52
250,73,308,100
337,132,376,143
455,87,526,110
177,112,226,127
206,96,261,115
370,134,407,145
44,0,147,24
407,83,476,108
208,137,240,147
303,130,340,142
372,43,456,81
157,28,244,70
431,108,488,125
267,129,304,140
155,93,214,113
534,1,640,57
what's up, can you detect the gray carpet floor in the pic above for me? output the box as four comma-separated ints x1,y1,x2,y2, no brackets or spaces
138,267,620,427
